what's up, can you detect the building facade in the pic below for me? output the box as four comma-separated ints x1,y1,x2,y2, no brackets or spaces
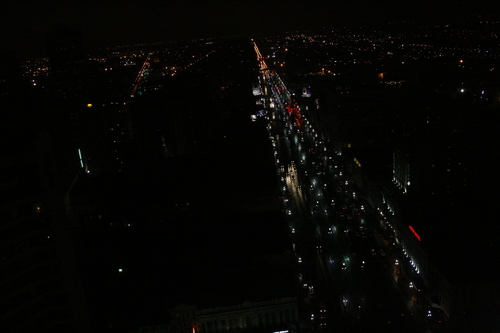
167,297,299,333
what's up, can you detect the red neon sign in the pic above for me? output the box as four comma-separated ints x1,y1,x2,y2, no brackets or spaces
408,225,421,241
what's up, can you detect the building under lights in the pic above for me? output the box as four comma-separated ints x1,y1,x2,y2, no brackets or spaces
332,130,497,329
290,67,498,330
164,297,299,333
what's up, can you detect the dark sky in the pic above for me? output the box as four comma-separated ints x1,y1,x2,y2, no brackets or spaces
1,0,497,58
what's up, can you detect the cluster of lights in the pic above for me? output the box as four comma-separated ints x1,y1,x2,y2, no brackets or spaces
402,247,421,274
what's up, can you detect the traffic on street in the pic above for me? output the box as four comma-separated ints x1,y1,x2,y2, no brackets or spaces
253,41,438,332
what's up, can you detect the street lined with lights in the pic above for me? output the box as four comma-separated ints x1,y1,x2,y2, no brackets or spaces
254,41,434,331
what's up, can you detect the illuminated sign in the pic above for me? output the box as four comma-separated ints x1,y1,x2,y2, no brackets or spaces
408,225,421,241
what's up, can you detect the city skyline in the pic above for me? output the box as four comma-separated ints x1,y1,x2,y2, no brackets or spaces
1,8,498,331
2,0,498,59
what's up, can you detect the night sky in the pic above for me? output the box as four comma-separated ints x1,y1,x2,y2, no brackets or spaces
2,0,498,59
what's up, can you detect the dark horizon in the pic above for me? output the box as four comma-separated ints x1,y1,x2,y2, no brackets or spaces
2,0,499,59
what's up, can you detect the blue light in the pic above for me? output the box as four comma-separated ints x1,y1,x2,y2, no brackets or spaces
78,149,84,168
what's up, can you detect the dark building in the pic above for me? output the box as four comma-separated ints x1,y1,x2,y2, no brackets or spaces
46,28,140,177
165,297,299,333
45,27,91,175
278,25,499,329
78,100,135,176
0,90,89,331
319,72,497,331
59,38,284,332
